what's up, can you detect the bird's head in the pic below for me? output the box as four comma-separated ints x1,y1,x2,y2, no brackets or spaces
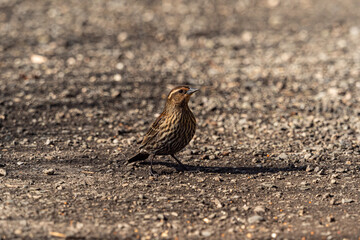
166,86,198,107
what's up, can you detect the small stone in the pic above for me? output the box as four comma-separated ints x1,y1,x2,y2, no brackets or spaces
201,229,213,237
197,177,205,183
160,230,169,238
200,154,209,160
213,176,223,182
189,230,200,237
222,151,230,156
261,182,278,189
331,174,340,179
117,32,128,42
304,153,312,160
298,209,305,216
317,169,326,175
305,165,313,172
0,168,6,177
329,199,337,205
230,207,238,211
97,138,107,144
114,74,122,81
139,194,146,199
111,89,121,98
278,153,288,160
203,217,211,223
342,198,354,204
254,205,266,213
268,0,280,8
43,168,55,175
350,26,359,36
214,198,223,208
327,215,335,222
157,214,167,220
241,31,253,42
116,62,124,70
209,154,216,160
335,168,346,173
248,215,264,224
227,228,235,233
300,186,310,191
208,213,216,219
31,54,47,64
337,39,347,49
67,57,76,65
322,193,333,199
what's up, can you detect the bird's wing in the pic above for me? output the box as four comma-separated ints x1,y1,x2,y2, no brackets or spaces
140,112,166,148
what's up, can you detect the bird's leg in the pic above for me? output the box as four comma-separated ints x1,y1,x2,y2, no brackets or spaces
170,154,188,171
149,154,157,176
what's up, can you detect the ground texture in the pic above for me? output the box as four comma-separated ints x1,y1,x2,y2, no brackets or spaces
1,0,360,239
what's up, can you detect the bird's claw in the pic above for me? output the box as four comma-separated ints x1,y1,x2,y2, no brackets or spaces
150,168,158,176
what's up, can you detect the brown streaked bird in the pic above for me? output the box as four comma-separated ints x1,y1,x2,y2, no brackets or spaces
128,86,198,175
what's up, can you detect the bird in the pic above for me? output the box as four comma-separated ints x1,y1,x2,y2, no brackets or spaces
128,86,198,175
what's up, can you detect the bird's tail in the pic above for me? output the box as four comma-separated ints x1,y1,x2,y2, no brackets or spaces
127,152,150,163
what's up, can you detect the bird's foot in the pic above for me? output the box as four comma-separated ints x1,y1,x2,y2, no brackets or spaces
150,168,158,176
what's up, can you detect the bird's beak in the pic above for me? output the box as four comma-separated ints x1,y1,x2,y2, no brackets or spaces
186,88,199,95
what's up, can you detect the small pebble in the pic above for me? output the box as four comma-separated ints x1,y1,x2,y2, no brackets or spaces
254,205,266,213
214,198,223,208
327,215,335,222
342,198,354,204
0,168,6,177
43,168,55,175
201,229,213,237
248,215,265,224
305,165,313,172
278,153,288,160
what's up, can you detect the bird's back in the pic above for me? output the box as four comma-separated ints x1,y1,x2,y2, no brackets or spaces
140,105,196,155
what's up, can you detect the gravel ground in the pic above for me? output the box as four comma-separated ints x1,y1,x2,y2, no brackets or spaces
1,0,360,239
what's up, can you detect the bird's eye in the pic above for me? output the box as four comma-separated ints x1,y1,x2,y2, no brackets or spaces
178,89,184,94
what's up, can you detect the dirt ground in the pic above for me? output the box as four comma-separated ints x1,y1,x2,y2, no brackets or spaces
1,0,360,239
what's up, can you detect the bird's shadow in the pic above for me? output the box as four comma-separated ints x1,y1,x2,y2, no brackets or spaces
137,161,306,175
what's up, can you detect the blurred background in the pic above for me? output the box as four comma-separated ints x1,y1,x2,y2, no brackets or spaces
1,0,360,148
1,0,360,146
